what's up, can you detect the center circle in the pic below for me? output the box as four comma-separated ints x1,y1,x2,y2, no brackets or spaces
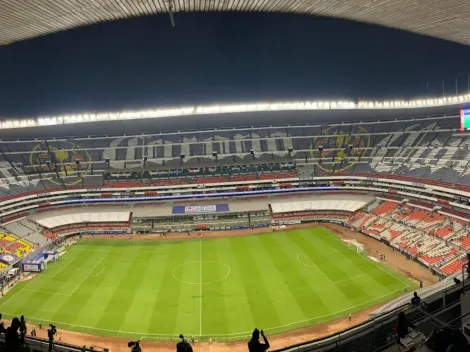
172,261,231,285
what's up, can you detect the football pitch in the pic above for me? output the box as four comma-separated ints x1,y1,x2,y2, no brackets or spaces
0,227,413,341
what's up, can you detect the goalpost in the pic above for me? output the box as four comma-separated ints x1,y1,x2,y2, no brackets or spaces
345,239,365,255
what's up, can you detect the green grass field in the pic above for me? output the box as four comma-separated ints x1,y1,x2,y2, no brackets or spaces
0,227,413,341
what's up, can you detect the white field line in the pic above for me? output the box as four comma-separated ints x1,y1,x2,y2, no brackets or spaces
332,270,380,284
324,229,411,288
0,271,36,308
40,248,109,278
89,262,106,278
0,286,407,338
331,247,353,263
296,253,381,285
296,250,334,284
49,258,75,278
199,239,203,337
68,250,110,296
0,291,19,308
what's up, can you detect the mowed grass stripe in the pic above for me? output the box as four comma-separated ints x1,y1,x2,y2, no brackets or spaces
274,233,353,314
147,240,197,335
120,243,176,335
315,228,412,291
256,234,327,321
72,246,132,332
201,239,230,335
51,248,115,329
94,245,149,331
305,229,406,294
230,236,282,329
308,229,374,274
213,237,256,335
290,231,375,304
175,241,201,336
5,247,103,320
0,228,416,339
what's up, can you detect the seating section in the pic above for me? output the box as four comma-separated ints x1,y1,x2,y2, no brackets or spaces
193,176,230,184
372,201,398,215
347,200,470,276
0,114,465,200
440,257,467,276
0,232,34,258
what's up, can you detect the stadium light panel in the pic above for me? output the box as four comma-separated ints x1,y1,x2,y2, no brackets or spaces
1,93,470,130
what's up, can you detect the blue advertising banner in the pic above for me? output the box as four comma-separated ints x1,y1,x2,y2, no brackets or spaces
0,253,20,265
172,204,229,214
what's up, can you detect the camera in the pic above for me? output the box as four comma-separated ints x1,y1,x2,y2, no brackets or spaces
176,334,193,352
128,340,142,352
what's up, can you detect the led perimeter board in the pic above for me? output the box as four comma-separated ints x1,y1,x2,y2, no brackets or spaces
461,109,470,131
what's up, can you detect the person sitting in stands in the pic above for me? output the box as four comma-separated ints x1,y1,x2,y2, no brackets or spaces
248,328,270,352
411,292,421,307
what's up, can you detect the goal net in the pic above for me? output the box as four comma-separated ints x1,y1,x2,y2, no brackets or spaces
345,240,365,254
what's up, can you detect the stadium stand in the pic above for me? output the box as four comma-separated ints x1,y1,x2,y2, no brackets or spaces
344,198,470,275
4,112,470,352
0,115,467,198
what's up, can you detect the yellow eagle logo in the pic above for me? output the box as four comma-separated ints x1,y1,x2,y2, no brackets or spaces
30,141,92,185
310,126,370,173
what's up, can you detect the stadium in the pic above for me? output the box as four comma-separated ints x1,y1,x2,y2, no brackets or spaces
0,96,469,351
2,2,470,352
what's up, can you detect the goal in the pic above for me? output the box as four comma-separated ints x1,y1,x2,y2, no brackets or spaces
345,240,365,254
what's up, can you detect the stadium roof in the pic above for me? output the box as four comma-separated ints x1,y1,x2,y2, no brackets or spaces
1,1,470,46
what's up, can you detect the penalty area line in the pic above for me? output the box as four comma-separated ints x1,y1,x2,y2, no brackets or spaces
323,229,411,288
68,250,110,296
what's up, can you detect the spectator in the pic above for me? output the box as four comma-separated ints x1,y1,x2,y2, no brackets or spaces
248,328,270,352
5,317,21,352
411,292,421,307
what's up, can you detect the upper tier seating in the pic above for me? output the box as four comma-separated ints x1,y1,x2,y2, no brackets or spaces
0,114,466,199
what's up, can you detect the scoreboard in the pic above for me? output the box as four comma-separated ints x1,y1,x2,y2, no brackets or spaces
461,109,470,131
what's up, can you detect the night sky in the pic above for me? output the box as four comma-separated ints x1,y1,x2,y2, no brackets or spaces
1,12,470,118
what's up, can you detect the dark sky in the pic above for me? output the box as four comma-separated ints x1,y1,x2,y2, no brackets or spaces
1,12,470,118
